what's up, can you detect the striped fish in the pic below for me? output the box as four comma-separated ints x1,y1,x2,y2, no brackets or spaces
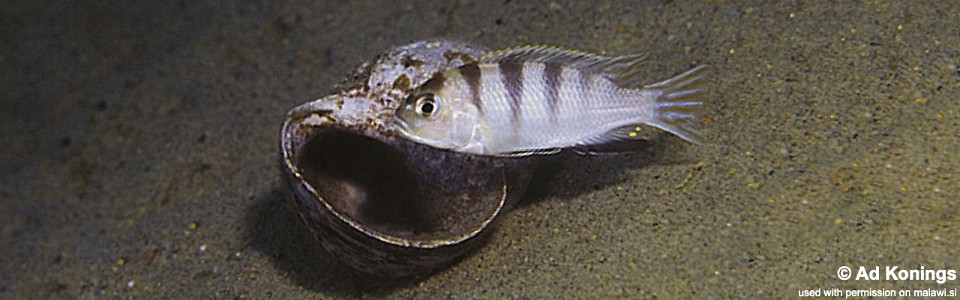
394,45,709,157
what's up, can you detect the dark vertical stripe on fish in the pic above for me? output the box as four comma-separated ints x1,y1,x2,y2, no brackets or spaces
543,62,562,124
459,64,483,114
499,60,524,124
421,72,446,91
578,68,592,104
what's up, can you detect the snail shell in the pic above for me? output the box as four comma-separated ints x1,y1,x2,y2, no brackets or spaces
280,40,536,276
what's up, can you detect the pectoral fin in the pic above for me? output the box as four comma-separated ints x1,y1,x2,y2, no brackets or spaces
494,148,562,158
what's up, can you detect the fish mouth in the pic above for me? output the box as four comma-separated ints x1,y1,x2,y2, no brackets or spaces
393,121,431,145
392,118,412,136
391,118,459,150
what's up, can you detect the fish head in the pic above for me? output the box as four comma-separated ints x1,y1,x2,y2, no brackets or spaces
394,78,481,151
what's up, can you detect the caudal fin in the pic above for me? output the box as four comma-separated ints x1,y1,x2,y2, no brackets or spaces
643,65,710,144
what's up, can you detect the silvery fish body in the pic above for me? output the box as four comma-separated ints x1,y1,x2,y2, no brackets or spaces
394,45,709,156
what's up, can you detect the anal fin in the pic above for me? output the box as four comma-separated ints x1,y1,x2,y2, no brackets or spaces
573,125,653,155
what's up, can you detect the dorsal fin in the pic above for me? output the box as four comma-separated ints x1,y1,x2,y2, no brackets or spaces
481,45,647,87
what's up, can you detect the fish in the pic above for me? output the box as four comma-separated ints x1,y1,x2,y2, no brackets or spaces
393,45,709,157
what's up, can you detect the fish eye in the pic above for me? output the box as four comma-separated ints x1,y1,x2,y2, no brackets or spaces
415,94,438,117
